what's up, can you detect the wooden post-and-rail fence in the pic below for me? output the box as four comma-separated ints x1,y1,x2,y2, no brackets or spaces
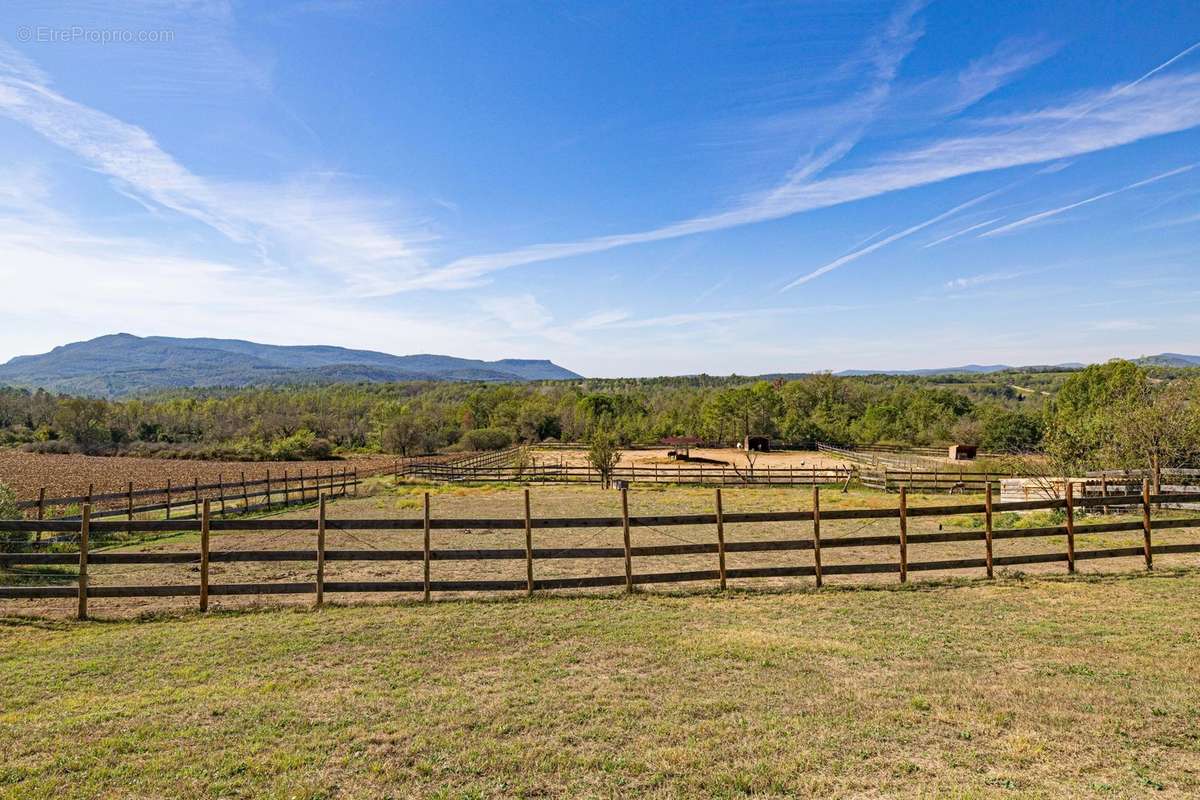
16,466,362,532
402,461,857,488
2,481,1195,620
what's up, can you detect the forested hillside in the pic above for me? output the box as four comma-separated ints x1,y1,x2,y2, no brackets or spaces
0,334,581,396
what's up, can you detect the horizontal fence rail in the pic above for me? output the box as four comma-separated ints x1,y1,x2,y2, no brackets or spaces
11,468,362,549
403,461,855,486
16,467,361,512
860,468,1012,494
1,481,1197,618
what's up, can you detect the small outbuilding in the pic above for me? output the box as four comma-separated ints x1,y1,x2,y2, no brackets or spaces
746,435,771,453
662,436,704,460
949,444,978,461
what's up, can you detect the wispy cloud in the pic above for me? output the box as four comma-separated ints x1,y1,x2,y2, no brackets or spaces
416,3,932,290
890,35,1059,120
1145,211,1200,229
423,67,1200,289
980,164,1196,237
944,270,1026,290
478,294,554,333
923,216,1004,247
0,43,431,297
570,306,862,332
694,276,732,303
0,206,493,364
842,226,892,253
1060,39,1200,125
1091,319,1153,332
780,187,1004,291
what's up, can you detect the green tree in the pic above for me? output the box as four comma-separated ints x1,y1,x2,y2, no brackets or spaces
372,401,422,456
53,398,110,451
1044,360,1148,472
978,407,1042,452
587,428,622,489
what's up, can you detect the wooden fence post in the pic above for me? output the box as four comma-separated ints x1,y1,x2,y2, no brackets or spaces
316,494,326,606
283,470,290,506
165,478,172,519
193,478,200,519
218,473,226,517
1152,455,1161,505
898,487,908,583
714,488,727,590
353,468,358,495
126,481,134,537
265,470,272,509
984,484,994,579
1101,474,1109,515
423,492,431,603
621,488,633,593
812,485,823,588
524,488,534,597
1064,481,1076,574
35,487,45,544
200,500,210,612
298,468,305,503
77,504,90,621
1141,479,1154,571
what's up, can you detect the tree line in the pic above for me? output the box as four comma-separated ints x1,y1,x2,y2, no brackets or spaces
0,363,1195,473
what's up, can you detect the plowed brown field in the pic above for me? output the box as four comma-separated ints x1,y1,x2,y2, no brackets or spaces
0,450,402,502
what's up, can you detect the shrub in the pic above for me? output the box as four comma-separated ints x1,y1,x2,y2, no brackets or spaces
269,429,318,461
21,440,77,455
461,428,513,451
306,438,334,460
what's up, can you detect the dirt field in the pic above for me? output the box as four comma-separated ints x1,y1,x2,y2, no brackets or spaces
0,450,403,502
4,481,1196,620
531,446,851,470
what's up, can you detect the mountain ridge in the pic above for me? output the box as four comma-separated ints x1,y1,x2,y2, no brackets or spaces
0,334,582,397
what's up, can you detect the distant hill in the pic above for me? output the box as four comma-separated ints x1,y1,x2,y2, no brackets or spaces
1134,353,1200,368
0,334,582,397
831,357,1196,377
830,363,1080,377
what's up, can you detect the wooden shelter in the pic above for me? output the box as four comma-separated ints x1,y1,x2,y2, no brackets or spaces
949,444,978,461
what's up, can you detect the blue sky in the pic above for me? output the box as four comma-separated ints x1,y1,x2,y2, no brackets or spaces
1,1,1198,377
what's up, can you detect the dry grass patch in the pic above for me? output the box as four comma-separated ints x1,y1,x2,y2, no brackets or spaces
1,572,1198,797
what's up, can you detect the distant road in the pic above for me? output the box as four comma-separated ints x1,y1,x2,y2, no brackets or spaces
1010,384,1051,396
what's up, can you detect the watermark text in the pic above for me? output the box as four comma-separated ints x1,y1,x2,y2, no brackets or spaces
16,26,175,44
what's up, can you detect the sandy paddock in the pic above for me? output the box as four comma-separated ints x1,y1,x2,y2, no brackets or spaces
530,447,851,471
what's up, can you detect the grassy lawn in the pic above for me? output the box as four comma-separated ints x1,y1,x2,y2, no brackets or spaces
2,571,1199,798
